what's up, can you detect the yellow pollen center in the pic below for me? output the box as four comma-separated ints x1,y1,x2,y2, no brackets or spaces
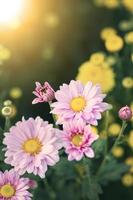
23,138,42,155
72,134,83,146
0,184,15,198
70,97,86,112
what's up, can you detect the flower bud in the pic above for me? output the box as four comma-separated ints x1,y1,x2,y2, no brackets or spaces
118,106,132,121
28,180,38,189
32,81,55,104
3,100,12,106
1,106,13,117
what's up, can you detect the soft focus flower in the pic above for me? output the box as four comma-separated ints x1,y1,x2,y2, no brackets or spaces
100,130,107,139
1,106,13,118
32,82,55,104
3,117,61,178
91,126,98,135
0,45,11,63
112,146,124,158
105,35,124,52
122,173,133,187
28,180,38,189
109,123,121,136
125,157,133,166
103,0,119,9
119,20,132,31
76,61,115,92
44,13,59,28
90,52,105,65
122,77,133,89
51,80,110,125
128,130,133,148
3,100,12,106
119,106,132,121
1,103,17,119
122,0,133,12
61,119,99,161
130,166,133,173
125,31,133,44
100,27,117,40
0,169,32,199
10,87,23,99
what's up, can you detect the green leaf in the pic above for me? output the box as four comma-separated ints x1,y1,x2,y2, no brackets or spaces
0,145,5,161
82,176,103,200
93,139,106,158
97,157,129,184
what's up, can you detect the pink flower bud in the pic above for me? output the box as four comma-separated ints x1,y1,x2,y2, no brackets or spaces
32,81,55,104
118,106,132,121
28,180,38,189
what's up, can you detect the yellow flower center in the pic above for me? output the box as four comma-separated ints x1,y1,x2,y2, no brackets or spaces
70,97,86,112
71,134,83,146
23,138,42,155
0,184,15,198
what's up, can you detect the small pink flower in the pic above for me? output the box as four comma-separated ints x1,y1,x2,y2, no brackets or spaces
61,119,99,161
118,106,132,121
32,81,55,104
3,117,61,178
0,169,32,199
28,180,38,189
51,80,110,125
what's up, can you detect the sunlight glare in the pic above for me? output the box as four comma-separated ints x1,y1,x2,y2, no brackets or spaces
0,0,25,25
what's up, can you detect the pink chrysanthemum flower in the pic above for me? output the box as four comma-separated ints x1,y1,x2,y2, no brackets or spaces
0,169,32,200
61,119,99,161
32,81,55,104
51,80,110,125
3,117,61,178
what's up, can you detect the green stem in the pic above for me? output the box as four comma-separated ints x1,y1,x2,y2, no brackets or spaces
4,117,11,132
104,111,109,156
96,120,127,177
110,120,127,151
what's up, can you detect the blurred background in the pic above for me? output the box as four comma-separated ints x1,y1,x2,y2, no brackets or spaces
0,0,133,199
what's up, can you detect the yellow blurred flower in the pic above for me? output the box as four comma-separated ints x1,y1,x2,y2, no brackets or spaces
44,13,59,28
112,146,124,158
91,126,98,135
125,157,133,166
105,35,124,52
125,31,133,44
122,0,133,12
100,130,107,139
122,77,133,89
76,61,115,93
0,45,11,62
108,123,121,136
90,52,105,65
122,173,133,187
128,130,133,148
100,27,117,40
103,0,119,9
10,87,23,99
130,166,133,173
